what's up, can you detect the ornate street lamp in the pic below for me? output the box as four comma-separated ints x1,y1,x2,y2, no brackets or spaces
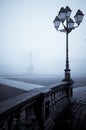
53,6,84,83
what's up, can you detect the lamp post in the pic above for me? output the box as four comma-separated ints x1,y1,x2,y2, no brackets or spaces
53,6,84,84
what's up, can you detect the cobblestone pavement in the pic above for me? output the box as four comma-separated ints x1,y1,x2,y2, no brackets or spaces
54,86,86,130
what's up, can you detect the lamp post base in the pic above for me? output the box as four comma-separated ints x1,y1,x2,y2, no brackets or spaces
62,69,74,85
62,69,74,97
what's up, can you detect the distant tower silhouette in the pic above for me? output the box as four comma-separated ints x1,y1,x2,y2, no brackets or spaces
26,52,33,75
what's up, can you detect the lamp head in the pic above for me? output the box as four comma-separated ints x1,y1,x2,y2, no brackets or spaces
53,16,60,30
68,18,74,29
65,6,72,18
74,10,84,25
58,7,66,22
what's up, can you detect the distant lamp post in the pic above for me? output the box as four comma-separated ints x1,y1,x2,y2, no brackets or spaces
53,6,84,83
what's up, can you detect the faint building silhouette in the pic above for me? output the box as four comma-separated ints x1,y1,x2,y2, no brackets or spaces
26,52,34,75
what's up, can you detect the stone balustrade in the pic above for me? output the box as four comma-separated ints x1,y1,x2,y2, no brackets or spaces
0,82,72,130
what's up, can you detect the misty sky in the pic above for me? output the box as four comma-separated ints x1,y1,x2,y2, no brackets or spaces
0,0,86,75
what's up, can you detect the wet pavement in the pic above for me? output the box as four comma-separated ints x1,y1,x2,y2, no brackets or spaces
53,86,86,130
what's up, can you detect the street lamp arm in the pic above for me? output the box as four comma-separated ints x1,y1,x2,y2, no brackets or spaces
72,25,79,29
62,22,66,29
58,25,79,33
59,29,66,32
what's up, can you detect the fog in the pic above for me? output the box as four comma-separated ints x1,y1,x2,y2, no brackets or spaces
0,0,86,76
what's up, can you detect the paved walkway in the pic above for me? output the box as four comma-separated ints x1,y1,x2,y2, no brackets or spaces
0,78,45,91
70,86,86,130
0,78,45,102
54,86,86,130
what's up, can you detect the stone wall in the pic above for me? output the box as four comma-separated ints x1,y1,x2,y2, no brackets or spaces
0,82,72,130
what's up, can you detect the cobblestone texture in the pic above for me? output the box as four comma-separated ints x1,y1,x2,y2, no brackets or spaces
54,86,86,130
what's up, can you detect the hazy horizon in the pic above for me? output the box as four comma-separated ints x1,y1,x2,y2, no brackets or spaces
0,0,86,76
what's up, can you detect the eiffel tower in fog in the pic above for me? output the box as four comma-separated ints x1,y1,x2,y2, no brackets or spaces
26,52,34,75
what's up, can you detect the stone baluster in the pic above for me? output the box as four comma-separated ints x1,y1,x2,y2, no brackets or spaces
21,106,33,130
55,91,58,108
52,93,54,113
29,106,36,121
53,92,56,112
58,90,60,100
50,94,54,115
13,112,21,130
49,95,52,116
54,92,57,108
0,120,8,130
7,117,14,130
